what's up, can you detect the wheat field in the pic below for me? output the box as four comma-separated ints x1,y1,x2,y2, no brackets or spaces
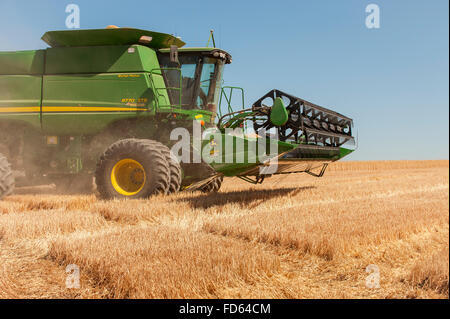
0,160,448,299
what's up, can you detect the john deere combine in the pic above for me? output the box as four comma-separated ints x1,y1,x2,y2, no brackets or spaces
0,28,354,199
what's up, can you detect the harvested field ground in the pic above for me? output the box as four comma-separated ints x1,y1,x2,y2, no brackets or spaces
0,160,448,299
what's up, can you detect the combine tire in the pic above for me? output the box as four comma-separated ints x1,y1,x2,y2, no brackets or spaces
137,140,181,194
95,139,170,199
0,153,14,199
201,176,223,193
158,146,182,194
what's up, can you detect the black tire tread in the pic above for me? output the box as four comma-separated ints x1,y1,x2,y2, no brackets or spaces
95,138,170,199
154,143,182,194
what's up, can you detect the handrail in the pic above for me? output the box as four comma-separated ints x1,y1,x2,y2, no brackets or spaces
218,86,245,117
218,86,247,130
148,67,182,109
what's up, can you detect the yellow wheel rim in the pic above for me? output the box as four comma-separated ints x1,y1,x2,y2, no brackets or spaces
110,158,146,196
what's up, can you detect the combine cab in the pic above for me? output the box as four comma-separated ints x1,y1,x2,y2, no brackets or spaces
0,27,355,199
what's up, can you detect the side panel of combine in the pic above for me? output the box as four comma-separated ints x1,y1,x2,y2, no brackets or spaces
41,45,163,135
0,50,44,129
42,73,152,135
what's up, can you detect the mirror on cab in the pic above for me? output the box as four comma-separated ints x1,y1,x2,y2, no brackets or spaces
170,45,179,64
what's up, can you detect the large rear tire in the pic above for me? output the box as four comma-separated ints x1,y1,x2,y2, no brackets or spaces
95,139,170,199
0,153,15,199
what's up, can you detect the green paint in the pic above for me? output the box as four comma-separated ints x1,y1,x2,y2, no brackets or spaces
0,50,45,75
45,45,159,74
270,97,288,126
339,147,354,159
42,28,185,49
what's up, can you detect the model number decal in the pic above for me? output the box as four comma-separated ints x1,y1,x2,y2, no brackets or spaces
118,74,141,78
121,98,148,103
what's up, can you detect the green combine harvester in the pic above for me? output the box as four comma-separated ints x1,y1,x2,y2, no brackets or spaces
0,27,355,199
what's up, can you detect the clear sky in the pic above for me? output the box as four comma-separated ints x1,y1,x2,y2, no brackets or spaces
0,0,448,160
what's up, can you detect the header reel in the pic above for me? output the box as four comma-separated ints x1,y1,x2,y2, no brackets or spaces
252,90,354,147
218,89,354,148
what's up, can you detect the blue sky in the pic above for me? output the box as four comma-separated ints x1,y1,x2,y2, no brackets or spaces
0,0,448,160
